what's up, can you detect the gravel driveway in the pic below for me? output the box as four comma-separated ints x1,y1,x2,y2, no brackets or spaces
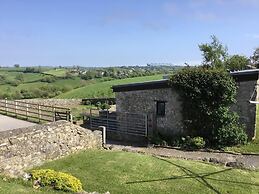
106,142,259,170
0,115,37,131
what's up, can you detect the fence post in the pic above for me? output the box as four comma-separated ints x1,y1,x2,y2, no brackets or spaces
38,104,41,123
145,114,148,137
70,113,73,123
26,104,29,120
90,108,92,128
99,126,106,145
5,98,7,114
15,101,18,117
52,107,56,122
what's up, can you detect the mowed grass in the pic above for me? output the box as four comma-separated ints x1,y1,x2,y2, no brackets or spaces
11,150,258,194
56,74,164,99
225,105,259,154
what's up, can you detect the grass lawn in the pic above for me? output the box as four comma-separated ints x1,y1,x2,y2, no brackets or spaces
56,74,163,99
2,150,258,194
225,105,259,154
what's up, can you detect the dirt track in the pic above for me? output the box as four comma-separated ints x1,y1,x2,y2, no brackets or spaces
0,115,37,131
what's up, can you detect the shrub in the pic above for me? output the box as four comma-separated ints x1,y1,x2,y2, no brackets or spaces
170,67,247,147
182,136,206,149
41,76,56,83
214,124,248,147
99,103,111,110
30,169,83,192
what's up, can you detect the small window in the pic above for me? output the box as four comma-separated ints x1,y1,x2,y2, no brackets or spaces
156,101,165,116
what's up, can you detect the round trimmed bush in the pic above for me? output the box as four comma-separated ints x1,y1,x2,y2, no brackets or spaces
31,169,83,192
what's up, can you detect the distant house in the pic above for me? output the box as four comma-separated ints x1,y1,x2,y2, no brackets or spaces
112,69,259,140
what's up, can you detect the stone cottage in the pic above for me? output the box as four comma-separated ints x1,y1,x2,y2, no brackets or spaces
112,69,259,140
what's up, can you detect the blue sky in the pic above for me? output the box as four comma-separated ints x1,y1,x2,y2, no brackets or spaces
0,0,259,66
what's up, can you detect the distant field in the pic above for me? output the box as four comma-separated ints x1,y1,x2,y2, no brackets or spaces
0,71,45,83
0,77,93,95
0,66,171,99
43,69,68,77
56,74,163,99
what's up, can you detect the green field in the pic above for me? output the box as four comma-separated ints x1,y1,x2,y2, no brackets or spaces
43,69,68,77
1,150,259,194
56,74,163,99
0,67,165,100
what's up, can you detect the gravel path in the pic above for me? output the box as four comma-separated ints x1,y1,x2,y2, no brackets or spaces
106,142,259,170
0,115,37,131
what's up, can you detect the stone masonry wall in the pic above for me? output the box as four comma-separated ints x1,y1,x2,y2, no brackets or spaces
0,121,102,177
231,80,258,139
19,99,82,107
116,88,183,137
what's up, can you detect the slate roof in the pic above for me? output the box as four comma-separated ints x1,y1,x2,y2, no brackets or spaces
112,69,259,92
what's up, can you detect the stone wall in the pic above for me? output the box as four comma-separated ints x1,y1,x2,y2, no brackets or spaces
0,121,102,177
231,80,258,139
116,88,183,137
116,81,257,140
19,99,82,107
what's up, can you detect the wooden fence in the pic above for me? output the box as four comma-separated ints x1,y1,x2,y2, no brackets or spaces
0,99,72,123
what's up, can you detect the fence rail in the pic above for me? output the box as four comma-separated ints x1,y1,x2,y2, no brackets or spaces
0,99,71,123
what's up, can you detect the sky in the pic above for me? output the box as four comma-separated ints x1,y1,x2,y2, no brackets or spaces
0,0,259,67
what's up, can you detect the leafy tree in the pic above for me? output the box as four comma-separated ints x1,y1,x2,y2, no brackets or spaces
14,64,20,68
251,47,259,68
199,35,228,68
225,55,249,71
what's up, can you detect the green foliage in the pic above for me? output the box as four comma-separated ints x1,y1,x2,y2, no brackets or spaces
170,67,247,147
31,169,83,192
24,67,42,73
64,72,74,79
19,86,62,99
0,74,6,83
98,103,111,110
225,55,249,71
182,136,206,149
41,76,57,83
251,47,259,68
15,73,24,82
199,35,228,68
215,123,248,147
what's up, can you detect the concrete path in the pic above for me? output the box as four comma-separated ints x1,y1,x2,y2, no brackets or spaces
0,115,37,131
106,142,259,170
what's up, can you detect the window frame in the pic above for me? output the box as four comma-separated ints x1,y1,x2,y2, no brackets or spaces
156,101,166,117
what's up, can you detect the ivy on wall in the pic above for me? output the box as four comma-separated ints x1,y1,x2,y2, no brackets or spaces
169,67,247,147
